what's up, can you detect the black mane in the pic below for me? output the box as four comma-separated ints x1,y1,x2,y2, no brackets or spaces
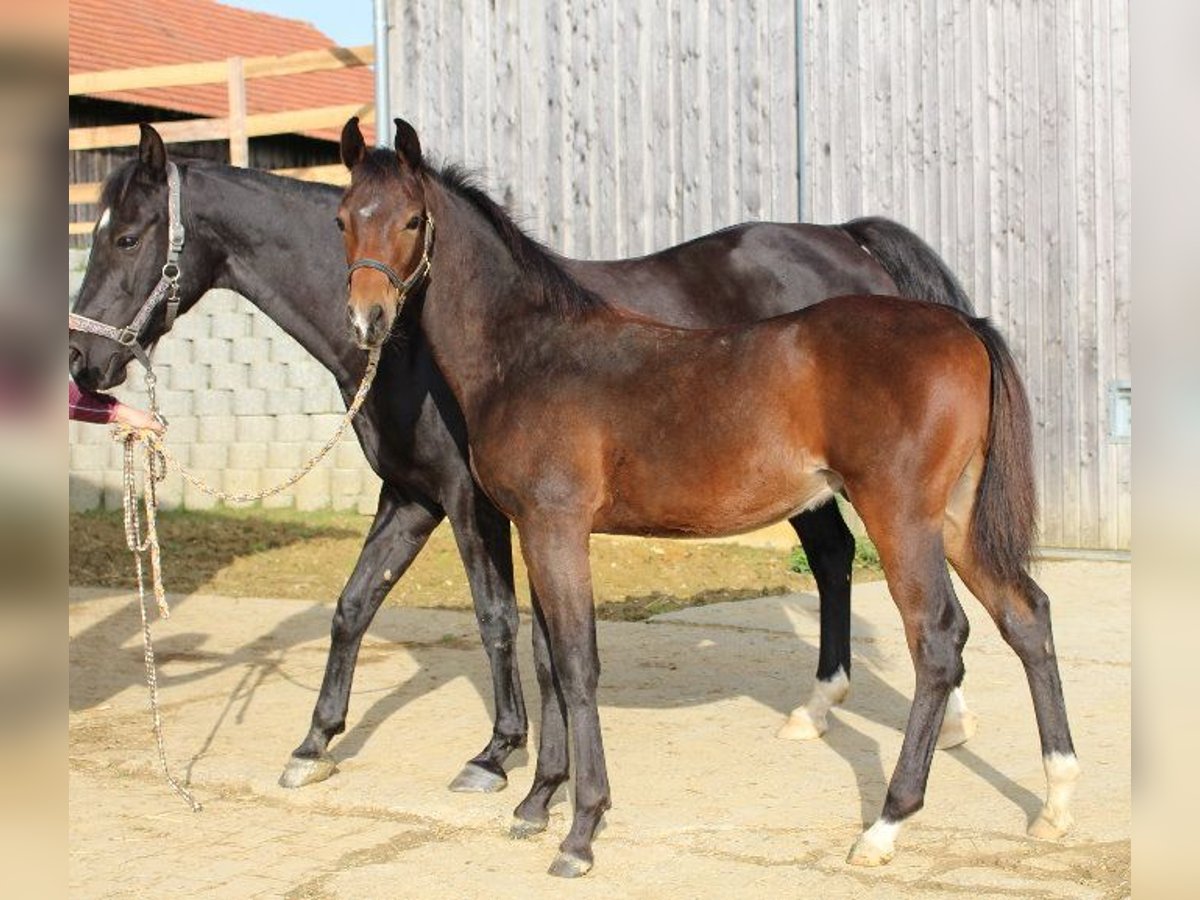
430,162,608,316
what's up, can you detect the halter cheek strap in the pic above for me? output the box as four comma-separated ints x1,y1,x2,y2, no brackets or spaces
346,211,435,309
69,162,186,370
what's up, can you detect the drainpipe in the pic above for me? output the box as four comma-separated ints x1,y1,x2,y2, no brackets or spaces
795,0,806,221
373,0,391,147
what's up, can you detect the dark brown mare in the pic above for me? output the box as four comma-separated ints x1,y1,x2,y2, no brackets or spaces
69,125,980,796
335,119,1079,876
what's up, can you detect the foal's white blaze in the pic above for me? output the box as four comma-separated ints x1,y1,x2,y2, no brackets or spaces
847,817,901,866
97,208,111,232
777,667,849,740
1028,751,1080,840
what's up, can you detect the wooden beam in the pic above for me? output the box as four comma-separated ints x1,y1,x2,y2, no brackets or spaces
269,164,350,185
68,104,374,152
227,57,249,167
69,44,374,96
69,221,95,236
69,183,102,205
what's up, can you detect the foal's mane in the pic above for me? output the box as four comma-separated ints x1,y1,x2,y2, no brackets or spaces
429,161,608,316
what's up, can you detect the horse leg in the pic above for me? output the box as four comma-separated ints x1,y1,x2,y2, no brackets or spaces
778,501,977,748
947,544,1079,840
280,485,442,788
445,483,528,792
846,520,969,866
514,518,609,878
510,585,570,837
778,503,853,740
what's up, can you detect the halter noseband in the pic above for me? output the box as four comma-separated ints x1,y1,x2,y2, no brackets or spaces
346,211,435,313
68,162,185,370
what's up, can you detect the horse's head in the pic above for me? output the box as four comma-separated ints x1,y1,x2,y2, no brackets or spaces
338,116,433,349
69,124,203,390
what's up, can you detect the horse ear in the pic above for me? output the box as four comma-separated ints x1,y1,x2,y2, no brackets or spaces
137,123,167,178
394,118,423,170
341,116,367,170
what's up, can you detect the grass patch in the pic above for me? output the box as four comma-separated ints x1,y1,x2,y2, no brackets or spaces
788,536,882,575
71,509,883,621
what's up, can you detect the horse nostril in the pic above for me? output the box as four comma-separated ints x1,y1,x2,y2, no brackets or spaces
69,346,86,381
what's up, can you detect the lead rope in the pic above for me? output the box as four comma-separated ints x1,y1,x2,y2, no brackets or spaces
112,345,382,810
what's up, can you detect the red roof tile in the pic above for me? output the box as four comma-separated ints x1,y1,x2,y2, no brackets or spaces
69,0,375,143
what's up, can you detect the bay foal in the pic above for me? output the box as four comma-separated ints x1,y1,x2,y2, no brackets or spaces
335,119,1078,876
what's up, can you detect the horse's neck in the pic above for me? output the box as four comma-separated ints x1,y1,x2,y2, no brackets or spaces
194,167,363,389
420,192,600,421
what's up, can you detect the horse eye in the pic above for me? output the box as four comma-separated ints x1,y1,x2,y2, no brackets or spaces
115,234,139,250
406,215,421,230
335,217,346,232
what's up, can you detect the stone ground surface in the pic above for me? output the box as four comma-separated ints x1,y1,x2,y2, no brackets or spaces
69,561,1130,898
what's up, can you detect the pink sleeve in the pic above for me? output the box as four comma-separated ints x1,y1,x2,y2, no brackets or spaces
69,382,118,424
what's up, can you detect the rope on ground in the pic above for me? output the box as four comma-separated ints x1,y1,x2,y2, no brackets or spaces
110,345,381,810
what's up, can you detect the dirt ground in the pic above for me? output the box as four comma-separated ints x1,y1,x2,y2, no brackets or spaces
68,559,1129,898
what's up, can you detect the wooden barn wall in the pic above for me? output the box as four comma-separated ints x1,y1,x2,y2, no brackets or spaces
388,0,800,259
388,0,1130,550
802,0,1130,550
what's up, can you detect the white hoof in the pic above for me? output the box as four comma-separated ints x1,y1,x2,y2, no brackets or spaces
778,669,849,741
846,820,899,867
1027,806,1074,841
936,708,979,750
777,707,826,741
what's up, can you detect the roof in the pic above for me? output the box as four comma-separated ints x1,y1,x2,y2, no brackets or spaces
69,0,374,143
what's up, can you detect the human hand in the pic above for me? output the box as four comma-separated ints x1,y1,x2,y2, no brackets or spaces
114,402,164,434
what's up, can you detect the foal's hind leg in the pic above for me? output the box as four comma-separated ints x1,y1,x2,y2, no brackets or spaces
845,520,969,866
947,546,1079,840
777,502,977,748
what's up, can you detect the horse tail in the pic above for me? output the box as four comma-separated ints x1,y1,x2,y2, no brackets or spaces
839,216,975,314
966,316,1038,586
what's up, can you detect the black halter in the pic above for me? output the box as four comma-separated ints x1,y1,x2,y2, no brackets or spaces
346,212,435,307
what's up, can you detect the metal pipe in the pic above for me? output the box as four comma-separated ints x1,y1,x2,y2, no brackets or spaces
795,0,806,221
373,0,391,147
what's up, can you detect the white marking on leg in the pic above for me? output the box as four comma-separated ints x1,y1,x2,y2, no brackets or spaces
96,208,111,232
848,817,901,866
1029,752,1080,840
777,666,849,740
936,686,979,749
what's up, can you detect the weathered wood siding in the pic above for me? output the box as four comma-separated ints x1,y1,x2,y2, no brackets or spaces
389,0,800,258
388,0,1131,550
802,0,1131,550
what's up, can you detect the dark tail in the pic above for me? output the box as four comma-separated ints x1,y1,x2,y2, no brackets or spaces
840,216,975,314
966,317,1038,586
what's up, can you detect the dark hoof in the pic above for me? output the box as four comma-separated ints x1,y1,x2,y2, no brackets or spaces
278,753,337,789
510,815,549,839
449,762,508,793
547,851,592,878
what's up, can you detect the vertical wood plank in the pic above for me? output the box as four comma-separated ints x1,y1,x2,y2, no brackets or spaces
227,57,248,166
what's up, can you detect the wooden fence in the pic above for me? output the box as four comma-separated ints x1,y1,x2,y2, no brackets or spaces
68,44,376,235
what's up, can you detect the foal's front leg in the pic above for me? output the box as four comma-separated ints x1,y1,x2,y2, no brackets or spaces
515,518,610,878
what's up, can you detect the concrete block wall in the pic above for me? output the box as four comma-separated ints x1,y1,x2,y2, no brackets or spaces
69,254,381,515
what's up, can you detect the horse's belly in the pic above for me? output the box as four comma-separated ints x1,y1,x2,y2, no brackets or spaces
596,465,837,538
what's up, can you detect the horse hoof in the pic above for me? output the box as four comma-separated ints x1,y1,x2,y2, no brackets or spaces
1027,808,1074,841
846,831,895,867
449,763,507,793
777,707,826,741
547,851,592,878
936,709,979,750
278,753,337,788
510,815,549,839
